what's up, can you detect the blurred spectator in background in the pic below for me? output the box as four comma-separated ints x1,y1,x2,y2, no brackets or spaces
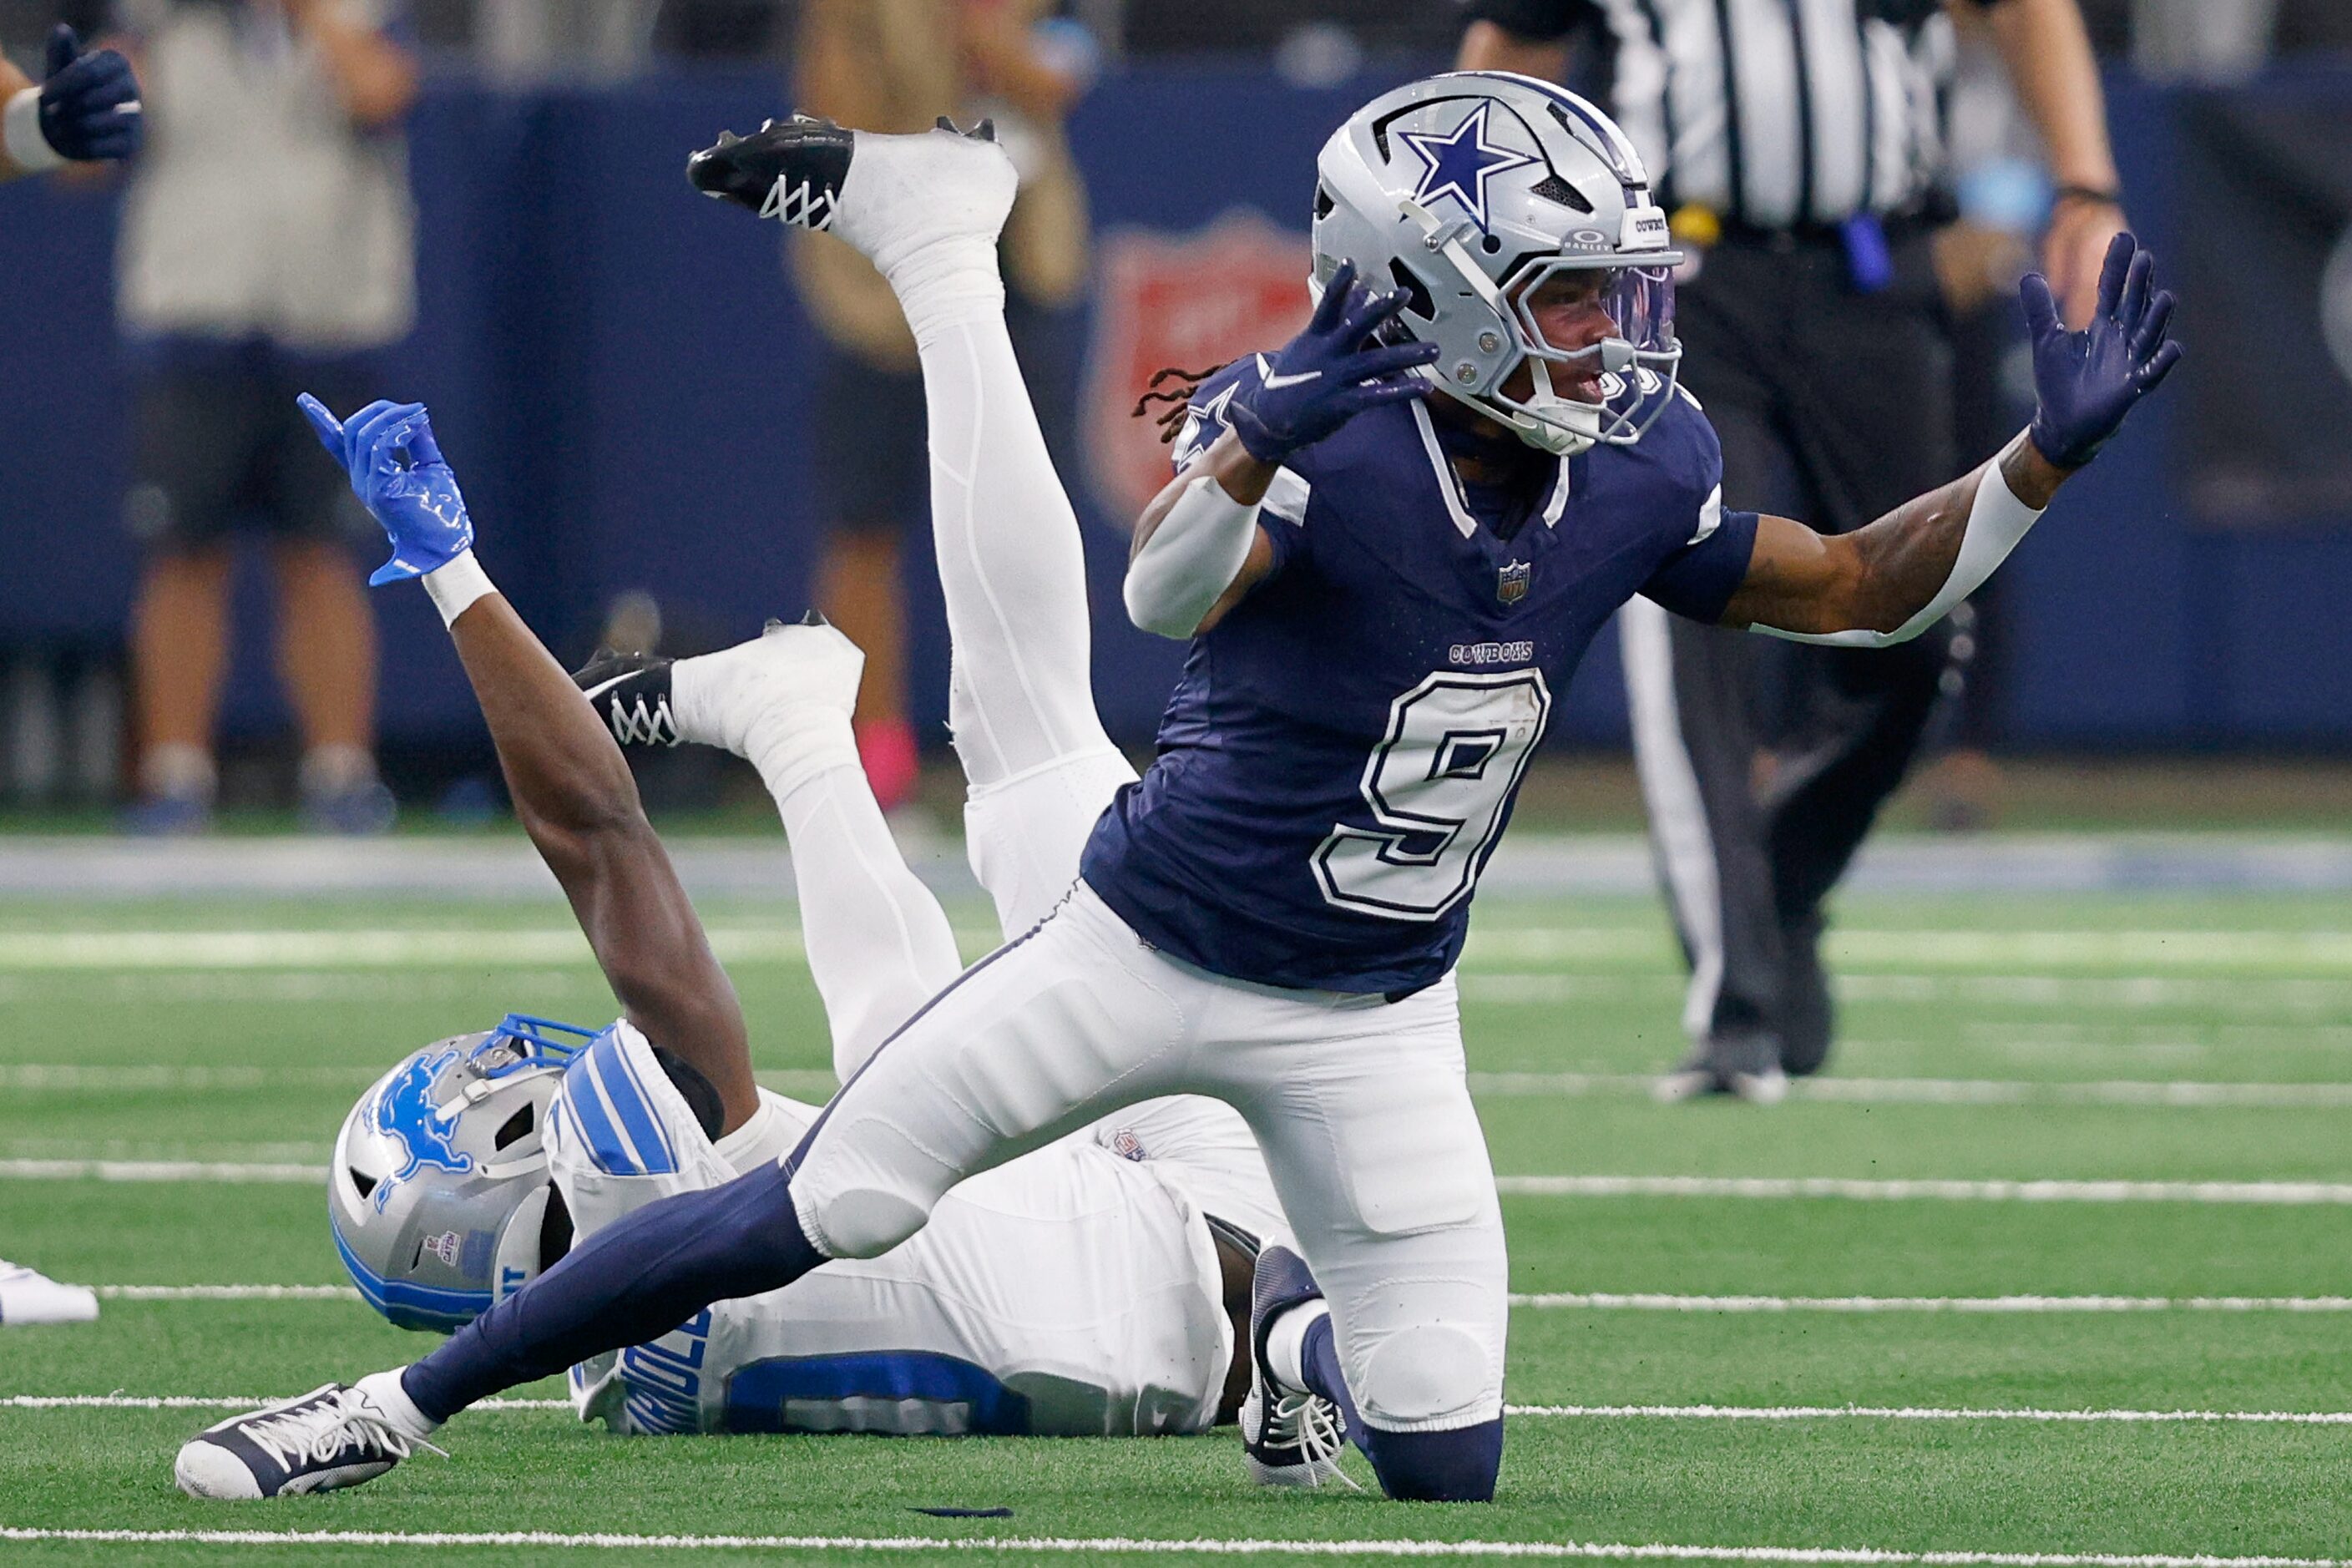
791,0,1095,811
109,0,417,835
2,23,139,181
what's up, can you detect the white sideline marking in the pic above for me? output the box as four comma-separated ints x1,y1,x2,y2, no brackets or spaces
1496,1176,2352,1205
1464,1073,2352,1109
1508,1292,2352,1313
10,1163,2352,1201
0,1529,2345,1565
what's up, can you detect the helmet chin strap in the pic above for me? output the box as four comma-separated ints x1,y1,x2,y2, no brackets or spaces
1505,358,1604,457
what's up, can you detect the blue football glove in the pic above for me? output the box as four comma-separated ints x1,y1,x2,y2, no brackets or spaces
299,395,476,586
2023,231,2182,470
1225,260,1439,463
38,26,142,164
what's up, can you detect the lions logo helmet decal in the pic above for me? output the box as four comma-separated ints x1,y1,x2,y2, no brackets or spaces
369,1046,474,1207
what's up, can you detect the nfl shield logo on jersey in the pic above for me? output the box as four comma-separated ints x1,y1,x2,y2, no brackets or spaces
1082,211,1313,517
1497,561,1532,604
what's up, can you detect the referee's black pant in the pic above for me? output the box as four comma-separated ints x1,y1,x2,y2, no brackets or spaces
1623,226,1960,1075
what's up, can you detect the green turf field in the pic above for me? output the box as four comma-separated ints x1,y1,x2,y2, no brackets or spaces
2,874,2349,1565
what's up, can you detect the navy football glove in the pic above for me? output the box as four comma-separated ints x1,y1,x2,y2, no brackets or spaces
1225,260,1439,463
299,396,477,586
38,26,142,163
2023,232,2181,470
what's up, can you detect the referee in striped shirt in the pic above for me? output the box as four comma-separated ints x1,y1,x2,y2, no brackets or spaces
1459,0,2127,1100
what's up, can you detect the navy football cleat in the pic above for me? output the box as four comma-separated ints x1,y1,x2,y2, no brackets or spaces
685,114,853,228
175,1383,433,1499
1240,1244,1350,1488
574,649,680,749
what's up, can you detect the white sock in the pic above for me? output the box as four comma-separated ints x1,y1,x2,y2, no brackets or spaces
355,1368,439,1439
139,743,215,803
769,760,963,1082
908,315,1109,791
1262,1301,1328,1395
890,240,1006,351
298,745,377,797
711,1096,792,1174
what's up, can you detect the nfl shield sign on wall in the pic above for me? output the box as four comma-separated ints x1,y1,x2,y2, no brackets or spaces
1083,210,1314,519
1497,561,1531,604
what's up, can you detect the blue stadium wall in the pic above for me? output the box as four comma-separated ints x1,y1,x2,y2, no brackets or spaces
0,60,2344,755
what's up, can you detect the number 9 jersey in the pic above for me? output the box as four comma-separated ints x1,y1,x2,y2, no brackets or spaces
1080,356,1759,995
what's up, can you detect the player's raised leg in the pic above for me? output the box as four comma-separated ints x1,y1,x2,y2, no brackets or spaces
579,625,964,1080
691,114,1134,938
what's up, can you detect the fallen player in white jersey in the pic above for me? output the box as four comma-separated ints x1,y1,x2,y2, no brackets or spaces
175,145,1292,1486
311,621,1277,1448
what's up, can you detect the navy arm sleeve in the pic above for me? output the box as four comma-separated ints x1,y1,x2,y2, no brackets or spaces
1636,396,1760,624
1643,507,1760,624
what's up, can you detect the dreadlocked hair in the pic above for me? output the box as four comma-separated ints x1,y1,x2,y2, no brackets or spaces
1130,363,1233,446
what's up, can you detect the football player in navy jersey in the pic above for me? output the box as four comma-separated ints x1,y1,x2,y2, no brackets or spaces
170,75,2175,1508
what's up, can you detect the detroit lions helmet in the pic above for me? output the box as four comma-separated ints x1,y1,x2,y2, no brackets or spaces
1313,72,1682,456
329,1015,594,1332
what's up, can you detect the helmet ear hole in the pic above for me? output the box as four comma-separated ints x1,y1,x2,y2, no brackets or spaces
492,1104,535,1151
348,1168,377,1201
1313,183,1336,220
1386,258,1436,322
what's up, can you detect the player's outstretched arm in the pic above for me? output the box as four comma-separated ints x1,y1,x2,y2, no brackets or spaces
299,397,759,1128
2,27,141,185
1125,260,1436,638
1720,232,2180,645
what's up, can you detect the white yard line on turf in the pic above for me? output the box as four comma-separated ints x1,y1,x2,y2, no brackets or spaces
58,1286,2352,1312
14,1394,2349,1427
1463,1074,2352,1108
1509,1292,2352,1313
1507,1404,2352,1425
13,1063,2352,1110
9,1162,2352,1201
0,1064,842,1098
0,1530,2344,1565
0,1395,564,1410
11,925,2352,973
1495,1177,2352,1204
93,1284,358,1301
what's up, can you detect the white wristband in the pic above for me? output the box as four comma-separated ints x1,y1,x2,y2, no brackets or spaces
4,88,63,175
1759,432,2045,649
1124,473,1263,640
422,551,496,628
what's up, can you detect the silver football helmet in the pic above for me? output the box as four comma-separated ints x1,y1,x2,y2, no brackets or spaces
1312,71,1682,456
328,1015,594,1332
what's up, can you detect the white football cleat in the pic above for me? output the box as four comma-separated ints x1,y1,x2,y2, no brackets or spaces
175,1383,437,1500
0,1259,97,1325
668,615,866,796
1239,1245,1354,1489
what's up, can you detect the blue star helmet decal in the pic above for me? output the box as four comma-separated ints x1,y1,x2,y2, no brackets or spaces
1396,100,1540,234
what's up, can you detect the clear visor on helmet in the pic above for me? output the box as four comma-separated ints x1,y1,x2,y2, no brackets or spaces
1489,255,1682,453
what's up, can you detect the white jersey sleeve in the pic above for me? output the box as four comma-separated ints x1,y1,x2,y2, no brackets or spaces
548,1024,1245,1438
